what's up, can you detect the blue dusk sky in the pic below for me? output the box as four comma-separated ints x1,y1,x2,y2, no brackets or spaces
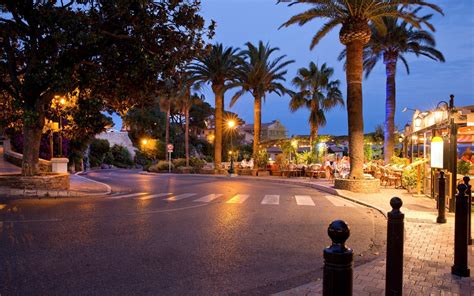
115,0,474,136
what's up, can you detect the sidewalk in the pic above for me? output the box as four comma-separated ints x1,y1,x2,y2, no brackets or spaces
252,176,474,295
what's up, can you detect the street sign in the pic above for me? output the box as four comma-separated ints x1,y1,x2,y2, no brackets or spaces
167,144,174,153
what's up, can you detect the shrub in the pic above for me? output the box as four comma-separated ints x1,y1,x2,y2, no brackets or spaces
172,158,187,168
190,157,206,170
458,159,472,175
275,153,288,170
107,145,133,168
149,160,174,172
296,151,315,165
402,166,417,192
390,156,409,166
89,139,110,167
135,150,153,167
255,149,268,169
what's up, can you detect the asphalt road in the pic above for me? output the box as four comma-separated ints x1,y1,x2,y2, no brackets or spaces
0,170,386,295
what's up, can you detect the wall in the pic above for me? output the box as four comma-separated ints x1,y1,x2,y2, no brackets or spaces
3,139,52,172
95,129,136,158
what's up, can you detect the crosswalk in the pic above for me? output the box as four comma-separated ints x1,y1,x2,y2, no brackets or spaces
107,192,359,208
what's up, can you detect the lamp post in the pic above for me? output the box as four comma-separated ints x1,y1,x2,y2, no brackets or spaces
227,120,236,175
53,95,66,157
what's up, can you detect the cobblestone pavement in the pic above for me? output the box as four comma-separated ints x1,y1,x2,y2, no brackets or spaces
267,177,474,296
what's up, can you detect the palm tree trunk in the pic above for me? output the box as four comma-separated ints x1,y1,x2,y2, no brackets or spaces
185,107,190,167
213,85,224,168
345,41,365,179
165,105,170,161
253,95,262,157
310,123,319,152
384,59,397,164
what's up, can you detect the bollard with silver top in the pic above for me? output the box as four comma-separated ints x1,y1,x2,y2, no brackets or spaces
323,220,353,296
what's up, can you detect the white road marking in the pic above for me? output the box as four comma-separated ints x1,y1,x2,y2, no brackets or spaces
261,195,279,205
164,193,197,201
1,218,62,223
135,193,172,200
295,195,315,206
194,194,223,203
226,194,250,204
324,195,356,207
108,192,148,199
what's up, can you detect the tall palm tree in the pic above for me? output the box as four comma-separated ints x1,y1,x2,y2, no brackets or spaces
230,41,294,156
158,78,177,161
289,62,344,150
176,75,204,167
188,44,240,168
339,13,444,163
279,0,442,179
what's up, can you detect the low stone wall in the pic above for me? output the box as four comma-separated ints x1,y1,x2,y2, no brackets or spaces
334,178,380,193
3,139,51,172
0,173,69,190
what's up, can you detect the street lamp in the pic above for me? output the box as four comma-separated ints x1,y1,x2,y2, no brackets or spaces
142,139,148,145
227,119,237,175
53,95,66,157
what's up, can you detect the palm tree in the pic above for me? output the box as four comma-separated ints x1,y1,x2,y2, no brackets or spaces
289,62,344,150
230,41,294,156
158,79,177,161
188,44,240,168
176,77,204,167
339,13,444,163
279,0,442,179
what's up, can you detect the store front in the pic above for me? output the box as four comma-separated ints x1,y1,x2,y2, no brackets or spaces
402,97,473,211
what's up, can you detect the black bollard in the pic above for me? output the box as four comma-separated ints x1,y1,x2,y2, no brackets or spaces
386,197,404,296
323,220,353,296
451,183,470,277
464,177,472,245
437,172,447,224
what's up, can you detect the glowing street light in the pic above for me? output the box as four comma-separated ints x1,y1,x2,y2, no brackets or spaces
226,119,237,175
227,120,236,128
142,139,148,145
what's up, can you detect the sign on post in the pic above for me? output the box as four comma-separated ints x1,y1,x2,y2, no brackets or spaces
167,144,173,173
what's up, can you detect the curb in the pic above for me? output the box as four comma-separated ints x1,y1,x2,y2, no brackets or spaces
73,171,112,195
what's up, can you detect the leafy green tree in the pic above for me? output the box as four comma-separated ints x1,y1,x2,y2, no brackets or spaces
289,62,344,150
279,0,442,179
89,139,110,168
230,41,294,156
0,1,212,175
188,43,241,167
339,11,444,163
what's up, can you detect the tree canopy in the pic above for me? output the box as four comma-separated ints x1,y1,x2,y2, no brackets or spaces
0,0,214,175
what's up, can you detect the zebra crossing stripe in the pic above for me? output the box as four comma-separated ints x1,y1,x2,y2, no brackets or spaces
295,195,315,206
136,193,172,200
226,194,250,204
164,193,197,201
261,195,279,205
194,194,223,203
324,195,356,207
109,192,148,199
